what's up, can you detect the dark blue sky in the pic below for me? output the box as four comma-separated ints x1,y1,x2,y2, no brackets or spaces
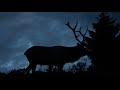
0,12,119,73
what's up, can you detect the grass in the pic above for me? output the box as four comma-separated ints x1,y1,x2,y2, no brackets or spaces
0,68,119,80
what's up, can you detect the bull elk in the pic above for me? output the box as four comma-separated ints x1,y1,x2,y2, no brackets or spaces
24,21,90,74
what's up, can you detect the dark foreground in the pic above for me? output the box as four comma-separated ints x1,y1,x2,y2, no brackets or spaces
0,69,120,80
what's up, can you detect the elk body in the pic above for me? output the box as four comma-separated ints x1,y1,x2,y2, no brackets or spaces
24,22,90,73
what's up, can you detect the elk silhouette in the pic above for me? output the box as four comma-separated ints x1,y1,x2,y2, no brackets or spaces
24,21,90,74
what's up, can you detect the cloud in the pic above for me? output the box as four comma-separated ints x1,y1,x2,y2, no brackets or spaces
0,12,104,72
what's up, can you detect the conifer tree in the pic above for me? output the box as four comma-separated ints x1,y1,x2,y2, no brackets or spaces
89,12,120,73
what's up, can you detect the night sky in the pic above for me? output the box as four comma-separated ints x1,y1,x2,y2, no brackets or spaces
0,12,120,73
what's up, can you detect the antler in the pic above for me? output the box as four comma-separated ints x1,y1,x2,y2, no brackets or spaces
66,21,82,43
77,26,89,43
66,21,89,45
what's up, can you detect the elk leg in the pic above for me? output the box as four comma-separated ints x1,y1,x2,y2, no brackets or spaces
48,65,53,72
52,66,58,72
57,65,63,72
32,64,37,74
26,63,33,74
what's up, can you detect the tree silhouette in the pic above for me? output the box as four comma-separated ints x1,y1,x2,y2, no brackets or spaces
88,12,120,74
